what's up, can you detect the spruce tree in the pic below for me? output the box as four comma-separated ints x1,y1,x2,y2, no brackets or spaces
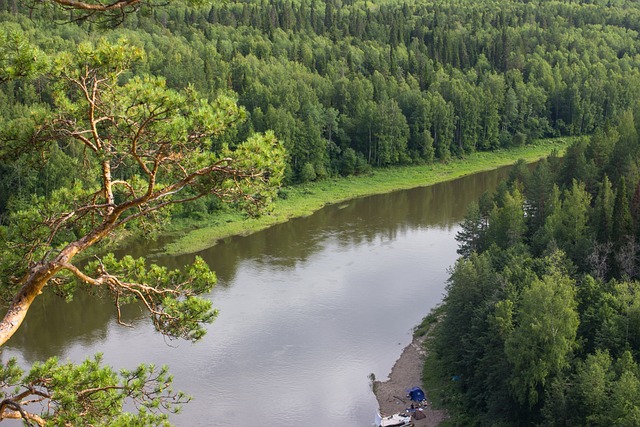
613,179,633,248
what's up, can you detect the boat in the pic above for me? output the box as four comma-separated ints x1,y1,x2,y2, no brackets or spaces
374,411,413,427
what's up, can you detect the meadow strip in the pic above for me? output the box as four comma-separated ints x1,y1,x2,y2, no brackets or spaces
164,139,571,255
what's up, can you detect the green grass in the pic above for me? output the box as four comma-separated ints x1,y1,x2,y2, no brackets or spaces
163,138,572,255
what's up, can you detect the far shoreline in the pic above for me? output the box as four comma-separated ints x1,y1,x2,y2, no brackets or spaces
162,138,572,256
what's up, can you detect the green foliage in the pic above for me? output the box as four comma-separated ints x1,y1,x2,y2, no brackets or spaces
300,162,317,182
434,119,640,424
217,130,286,212
455,201,485,258
564,349,640,426
436,252,499,385
505,263,579,407
0,33,285,425
542,180,592,268
613,179,634,249
84,254,217,341
524,159,556,231
3,0,640,424
0,354,185,426
5,0,640,187
594,175,615,244
0,28,48,84
487,187,526,249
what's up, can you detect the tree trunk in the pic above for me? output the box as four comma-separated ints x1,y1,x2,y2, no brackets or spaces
0,222,113,346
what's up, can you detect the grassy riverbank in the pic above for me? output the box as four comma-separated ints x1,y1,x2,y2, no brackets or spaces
164,138,572,255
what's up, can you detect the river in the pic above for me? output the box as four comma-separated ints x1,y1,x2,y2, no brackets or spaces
2,165,513,426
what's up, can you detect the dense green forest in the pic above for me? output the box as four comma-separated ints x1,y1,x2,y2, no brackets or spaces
3,0,640,222
429,117,640,425
3,0,640,424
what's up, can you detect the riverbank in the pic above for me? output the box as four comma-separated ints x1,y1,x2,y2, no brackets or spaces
163,138,572,256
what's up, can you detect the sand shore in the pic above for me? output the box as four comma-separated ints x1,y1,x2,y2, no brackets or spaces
373,333,447,427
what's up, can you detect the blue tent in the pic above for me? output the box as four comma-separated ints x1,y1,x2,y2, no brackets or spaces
407,387,426,403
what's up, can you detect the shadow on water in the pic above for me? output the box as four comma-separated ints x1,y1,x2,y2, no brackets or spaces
2,164,514,424
5,165,512,361
162,165,511,283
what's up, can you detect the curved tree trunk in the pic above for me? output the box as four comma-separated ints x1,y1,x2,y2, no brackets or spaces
0,224,113,346
0,263,59,346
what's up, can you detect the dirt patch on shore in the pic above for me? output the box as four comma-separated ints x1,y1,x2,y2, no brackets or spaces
373,334,447,427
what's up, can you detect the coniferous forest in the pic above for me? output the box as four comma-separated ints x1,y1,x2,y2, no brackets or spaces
2,0,640,218
2,0,640,424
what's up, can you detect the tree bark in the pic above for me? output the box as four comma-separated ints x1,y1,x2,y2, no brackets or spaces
0,221,114,346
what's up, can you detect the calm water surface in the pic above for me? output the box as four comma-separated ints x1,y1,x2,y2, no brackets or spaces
3,166,512,426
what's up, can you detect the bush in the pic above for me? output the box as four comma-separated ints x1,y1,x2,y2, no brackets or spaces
300,162,317,182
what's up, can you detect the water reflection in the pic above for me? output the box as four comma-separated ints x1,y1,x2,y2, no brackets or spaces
174,167,509,284
5,290,147,363
2,165,512,426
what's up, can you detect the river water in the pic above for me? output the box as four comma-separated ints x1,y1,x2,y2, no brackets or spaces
2,165,512,426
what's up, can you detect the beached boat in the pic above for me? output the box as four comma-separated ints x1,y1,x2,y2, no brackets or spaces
374,411,413,427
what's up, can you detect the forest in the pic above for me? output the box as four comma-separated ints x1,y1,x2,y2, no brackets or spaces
2,0,640,220
2,0,640,424
430,117,640,424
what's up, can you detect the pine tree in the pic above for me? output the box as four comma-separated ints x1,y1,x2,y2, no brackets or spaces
594,175,615,243
612,179,633,248
456,202,485,258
